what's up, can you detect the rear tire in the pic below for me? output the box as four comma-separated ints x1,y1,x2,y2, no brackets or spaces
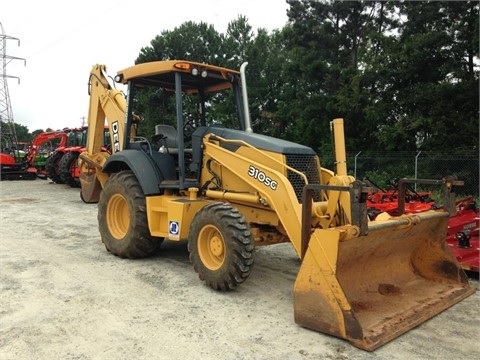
188,202,254,291
46,151,64,184
98,170,161,258
59,151,80,187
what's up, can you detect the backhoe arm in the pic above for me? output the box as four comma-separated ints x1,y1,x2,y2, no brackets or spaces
85,64,127,155
79,64,128,203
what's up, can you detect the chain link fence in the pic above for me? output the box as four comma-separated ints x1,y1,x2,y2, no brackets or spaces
320,150,479,199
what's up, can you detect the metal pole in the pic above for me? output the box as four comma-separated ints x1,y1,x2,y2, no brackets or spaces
415,151,422,191
354,151,362,179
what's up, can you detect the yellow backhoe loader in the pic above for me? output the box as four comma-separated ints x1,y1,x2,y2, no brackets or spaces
79,61,474,351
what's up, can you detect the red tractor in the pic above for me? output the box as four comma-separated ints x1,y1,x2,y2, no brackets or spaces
46,127,80,185
46,126,110,187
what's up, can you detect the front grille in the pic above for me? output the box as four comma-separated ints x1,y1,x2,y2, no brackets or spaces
286,154,321,203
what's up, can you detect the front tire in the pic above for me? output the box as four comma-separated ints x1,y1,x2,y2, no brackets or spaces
98,170,161,258
188,202,254,291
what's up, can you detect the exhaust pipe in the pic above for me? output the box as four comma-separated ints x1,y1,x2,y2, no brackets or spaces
240,62,253,133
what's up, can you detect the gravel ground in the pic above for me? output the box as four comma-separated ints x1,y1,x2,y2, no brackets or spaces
0,179,479,360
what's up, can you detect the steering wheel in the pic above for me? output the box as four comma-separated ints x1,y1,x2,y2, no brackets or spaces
183,117,195,142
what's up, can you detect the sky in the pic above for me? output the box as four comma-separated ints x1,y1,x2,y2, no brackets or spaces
2,0,289,132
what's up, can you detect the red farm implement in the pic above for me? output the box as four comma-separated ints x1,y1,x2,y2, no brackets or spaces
366,177,479,273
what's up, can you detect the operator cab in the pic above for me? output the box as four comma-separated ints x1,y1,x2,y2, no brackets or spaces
114,60,251,190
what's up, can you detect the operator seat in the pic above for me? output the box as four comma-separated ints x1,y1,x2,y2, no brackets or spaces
153,125,178,148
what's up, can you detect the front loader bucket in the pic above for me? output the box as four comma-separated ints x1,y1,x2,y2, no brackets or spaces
294,211,475,351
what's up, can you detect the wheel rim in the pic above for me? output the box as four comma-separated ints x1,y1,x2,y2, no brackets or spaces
198,225,225,270
106,193,130,240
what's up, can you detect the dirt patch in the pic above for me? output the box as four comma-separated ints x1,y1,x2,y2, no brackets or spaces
0,179,478,360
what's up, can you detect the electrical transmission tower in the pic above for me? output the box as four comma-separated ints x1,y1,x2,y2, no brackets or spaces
0,22,26,149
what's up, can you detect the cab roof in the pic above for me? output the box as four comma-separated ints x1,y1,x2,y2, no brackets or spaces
116,60,240,94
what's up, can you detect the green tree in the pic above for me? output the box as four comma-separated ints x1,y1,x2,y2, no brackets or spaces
0,121,31,149
137,21,226,64
31,129,45,138
279,0,478,156
374,1,479,151
133,17,284,139
278,0,396,152
221,17,289,134
129,0,478,160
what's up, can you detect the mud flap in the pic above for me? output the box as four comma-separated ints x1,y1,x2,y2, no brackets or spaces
293,211,475,351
